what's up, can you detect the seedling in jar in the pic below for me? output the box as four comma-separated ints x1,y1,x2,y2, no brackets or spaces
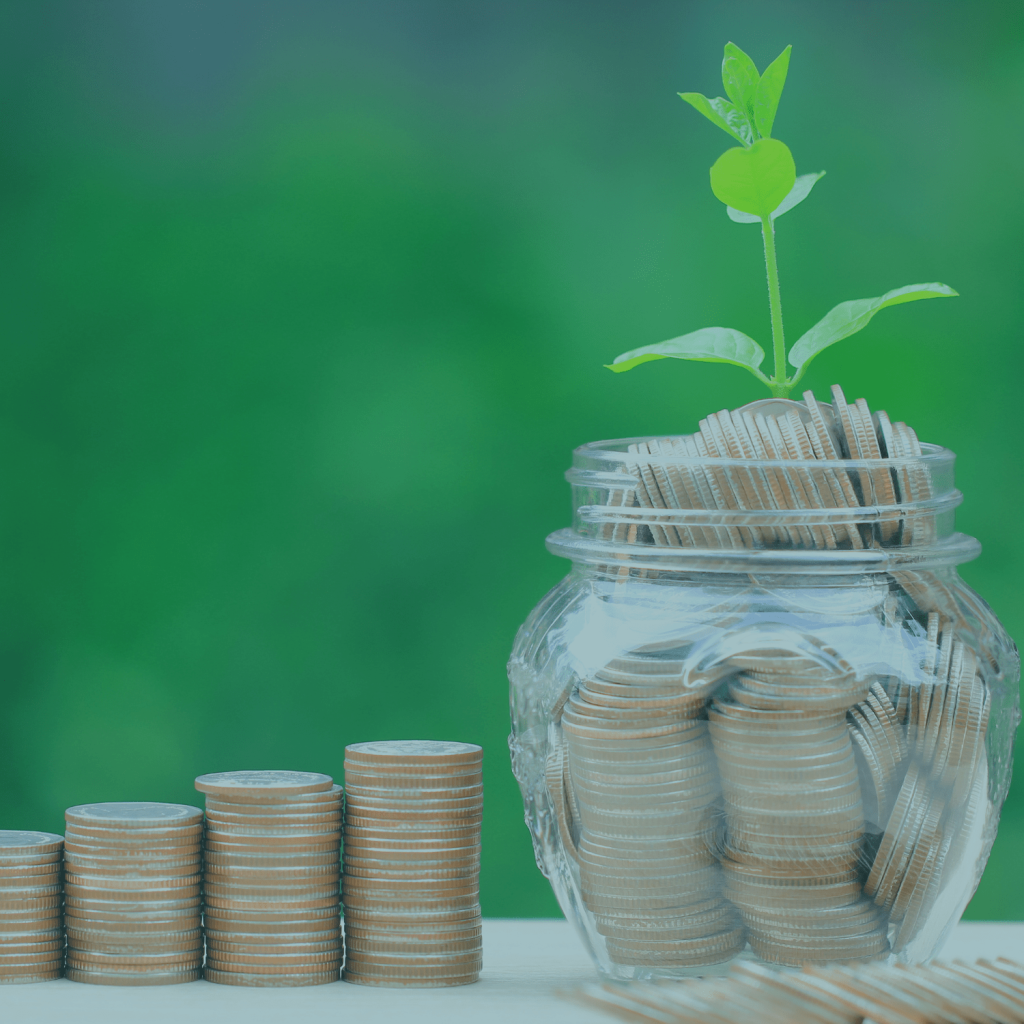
606,42,956,398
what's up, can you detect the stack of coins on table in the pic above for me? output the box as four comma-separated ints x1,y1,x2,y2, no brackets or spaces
196,771,342,987
0,831,64,983
709,654,891,966
63,803,203,985
342,741,483,987
562,654,744,969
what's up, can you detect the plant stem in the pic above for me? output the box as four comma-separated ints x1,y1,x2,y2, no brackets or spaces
760,214,789,396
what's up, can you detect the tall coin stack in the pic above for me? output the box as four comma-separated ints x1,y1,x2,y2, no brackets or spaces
196,771,342,987
63,803,203,985
0,831,64,983
562,653,744,969
709,652,890,966
342,741,483,988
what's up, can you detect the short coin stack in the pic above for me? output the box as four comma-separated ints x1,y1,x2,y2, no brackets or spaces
63,803,203,985
196,771,342,987
0,831,64,983
342,741,483,987
563,653,743,969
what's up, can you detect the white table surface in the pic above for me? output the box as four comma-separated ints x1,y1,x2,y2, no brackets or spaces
5,919,1024,1024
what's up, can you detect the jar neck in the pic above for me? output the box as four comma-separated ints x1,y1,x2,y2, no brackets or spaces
554,436,978,574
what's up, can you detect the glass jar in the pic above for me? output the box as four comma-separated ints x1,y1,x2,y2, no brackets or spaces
508,425,1019,979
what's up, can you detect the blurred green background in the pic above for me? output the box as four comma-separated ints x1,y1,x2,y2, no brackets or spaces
0,0,1021,918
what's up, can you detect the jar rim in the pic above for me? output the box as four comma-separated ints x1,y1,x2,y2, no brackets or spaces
546,528,981,572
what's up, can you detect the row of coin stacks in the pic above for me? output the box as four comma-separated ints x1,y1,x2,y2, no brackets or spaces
0,832,65,983
341,741,483,987
64,804,204,984
0,745,482,987
196,771,344,986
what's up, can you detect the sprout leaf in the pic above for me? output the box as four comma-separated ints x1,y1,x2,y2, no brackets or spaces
710,138,796,217
722,42,760,118
678,92,754,146
788,283,959,373
607,327,767,382
753,45,792,138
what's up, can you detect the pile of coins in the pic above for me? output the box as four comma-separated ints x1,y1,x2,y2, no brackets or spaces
709,648,891,966
866,613,991,950
574,956,1024,1024
0,831,64,983
342,741,483,987
548,594,994,966
196,770,342,987
561,653,743,968
620,385,932,551
63,803,203,985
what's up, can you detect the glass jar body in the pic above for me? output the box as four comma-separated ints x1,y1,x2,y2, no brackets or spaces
508,562,1018,978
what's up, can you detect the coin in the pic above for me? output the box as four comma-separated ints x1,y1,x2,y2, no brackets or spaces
345,741,482,766
0,832,64,858
202,966,338,987
195,771,334,797
65,967,202,986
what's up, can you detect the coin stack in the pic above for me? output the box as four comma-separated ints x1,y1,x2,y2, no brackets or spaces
342,741,483,988
63,803,203,985
563,653,744,969
710,655,891,966
196,771,342,987
0,831,64,983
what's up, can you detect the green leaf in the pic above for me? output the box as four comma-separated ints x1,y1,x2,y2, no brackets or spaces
787,283,959,372
722,42,760,120
727,171,825,224
679,92,752,146
710,138,796,217
753,45,791,138
607,327,767,381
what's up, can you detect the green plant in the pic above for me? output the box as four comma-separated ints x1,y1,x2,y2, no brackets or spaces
607,43,957,398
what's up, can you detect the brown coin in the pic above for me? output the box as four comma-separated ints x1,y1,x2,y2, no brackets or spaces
203,884,340,902
207,948,342,967
202,903,339,922
204,787,342,811
204,896,339,913
0,863,63,881
342,970,477,988
203,918,339,936
0,967,63,982
205,811,341,829
343,827,478,845
204,966,337,987
345,741,481,767
206,936,341,953
65,967,202,986
0,895,63,912
0,959,66,975
0,832,64,858
195,771,334,798
206,956,341,975
0,928,64,945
